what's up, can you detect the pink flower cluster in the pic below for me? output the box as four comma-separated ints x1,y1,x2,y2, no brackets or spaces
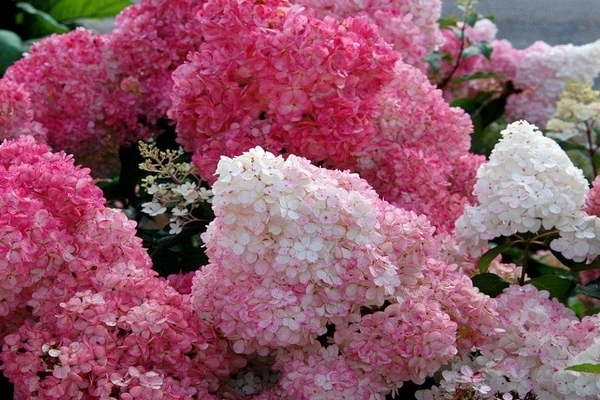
169,0,399,181
4,29,109,154
0,135,106,335
293,0,444,70
340,62,484,233
107,0,207,124
191,146,497,396
2,28,153,176
0,137,234,399
1,0,209,175
0,79,47,143
417,284,600,400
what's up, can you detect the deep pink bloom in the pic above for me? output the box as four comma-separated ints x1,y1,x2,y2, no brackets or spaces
337,62,482,233
0,79,47,143
3,28,152,175
170,0,399,182
107,0,207,125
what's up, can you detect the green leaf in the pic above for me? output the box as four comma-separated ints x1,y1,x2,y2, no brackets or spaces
426,51,443,74
477,241,512,273
565,363,600,374
450,92,492,115
461,41,493,59
464,11,480,27
478,96,507,129
0,30,26,75
570,257,600,273
477,41,493,59
471,273,510,298
528,275,573,301
568,296,586,318
16,2,69,38
438,16,460,29
28,0,132,22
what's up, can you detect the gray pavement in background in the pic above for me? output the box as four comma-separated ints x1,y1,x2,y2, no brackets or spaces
441,0,600,49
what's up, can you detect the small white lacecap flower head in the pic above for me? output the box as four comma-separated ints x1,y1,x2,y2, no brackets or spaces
141,201,167,216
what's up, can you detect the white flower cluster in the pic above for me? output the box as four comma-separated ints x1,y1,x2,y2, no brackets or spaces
456,120,600,261
546,80,600,151
138,142,212,234
507,39,600,127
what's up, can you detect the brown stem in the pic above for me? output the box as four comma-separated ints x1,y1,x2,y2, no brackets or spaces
438,22,469,89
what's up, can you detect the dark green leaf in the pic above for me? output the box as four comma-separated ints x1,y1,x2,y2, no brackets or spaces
570,257,600,273
461,41,493,59
566,149,594,182
477,241,513,273
179,246,209,271
451,96,484,115
565,363,600,374
528,275,573,301
471,273,510,297
478,96,507,128
0,30,26,75
150,222,208,259
16,2,69,38
28,0,132,22
464,11,480,27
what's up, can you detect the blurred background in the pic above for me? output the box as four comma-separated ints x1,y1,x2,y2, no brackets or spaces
442,0,600,49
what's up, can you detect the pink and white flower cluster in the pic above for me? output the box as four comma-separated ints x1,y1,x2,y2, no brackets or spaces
0,138,500,398
192,146,497,396
0,137,235,399
417,284,600,400
168,0,480,233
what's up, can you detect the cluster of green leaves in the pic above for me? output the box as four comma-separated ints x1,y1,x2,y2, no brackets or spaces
0,0,132,75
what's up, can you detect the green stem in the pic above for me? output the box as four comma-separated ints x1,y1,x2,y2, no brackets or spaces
519,239,531,285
